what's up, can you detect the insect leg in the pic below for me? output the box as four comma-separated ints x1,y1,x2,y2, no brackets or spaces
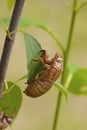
32,58,45,66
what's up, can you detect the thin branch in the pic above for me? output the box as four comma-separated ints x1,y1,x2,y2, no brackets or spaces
37,26,64,53
52,0,78,130
0,0,25,98
76,1,87,13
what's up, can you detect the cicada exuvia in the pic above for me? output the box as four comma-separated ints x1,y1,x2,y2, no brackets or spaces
24,50,63,98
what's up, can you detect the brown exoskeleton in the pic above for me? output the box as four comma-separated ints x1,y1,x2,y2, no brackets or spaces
24,50,63,98
0,111,13,130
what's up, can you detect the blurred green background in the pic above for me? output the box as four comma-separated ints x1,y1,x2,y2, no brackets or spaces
0,0,87,130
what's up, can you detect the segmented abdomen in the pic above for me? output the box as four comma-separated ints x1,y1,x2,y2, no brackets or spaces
24,55,62,98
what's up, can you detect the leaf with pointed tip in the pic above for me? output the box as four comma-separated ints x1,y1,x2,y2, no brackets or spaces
23,33,44,82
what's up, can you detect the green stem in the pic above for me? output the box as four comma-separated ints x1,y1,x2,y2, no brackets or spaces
9,29,25,35
37,25,64,53
43,27,64,53
52,0,78,130
62,0,77,83
76,1,87,13
9,25,64,53
52,92,62,130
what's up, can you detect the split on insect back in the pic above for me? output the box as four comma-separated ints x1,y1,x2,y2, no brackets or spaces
23,33,63,98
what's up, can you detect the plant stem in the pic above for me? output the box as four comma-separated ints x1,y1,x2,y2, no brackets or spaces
40,27,64,53
52,92,62,130
76,1,87,13
52,0,77,130
0,0,25,98
61,0,77,83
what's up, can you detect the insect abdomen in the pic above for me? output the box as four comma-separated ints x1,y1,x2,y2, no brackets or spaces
24,77,53,98
24,52,63,98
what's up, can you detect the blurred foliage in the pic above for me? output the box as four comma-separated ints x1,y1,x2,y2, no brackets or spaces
0,0,87,130
68,67,87,96
5,0,15,9
0,81,22,118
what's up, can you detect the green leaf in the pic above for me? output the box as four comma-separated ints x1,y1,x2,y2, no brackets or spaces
24,33,44,82
5,0,15,9
68,64,79,73
63,64,79,86
0,17,63,52
54,83,68,100
0,81,22,119
68,68,87,96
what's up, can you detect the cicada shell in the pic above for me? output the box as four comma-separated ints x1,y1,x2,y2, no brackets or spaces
24,50,63,98
0,111,13,130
